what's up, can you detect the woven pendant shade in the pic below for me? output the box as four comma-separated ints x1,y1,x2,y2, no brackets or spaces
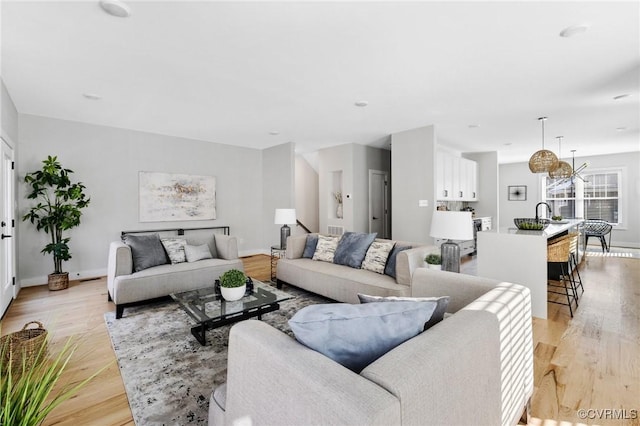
528,117,559,173
548,136,572,178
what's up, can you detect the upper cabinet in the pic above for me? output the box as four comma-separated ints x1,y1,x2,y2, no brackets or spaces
436,152,478,201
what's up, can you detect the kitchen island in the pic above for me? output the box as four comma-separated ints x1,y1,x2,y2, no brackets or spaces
477,218,584,319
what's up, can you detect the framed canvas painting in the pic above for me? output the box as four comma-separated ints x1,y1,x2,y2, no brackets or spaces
139,172,216,222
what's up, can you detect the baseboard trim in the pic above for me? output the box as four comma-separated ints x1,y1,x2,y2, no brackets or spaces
20,268,107,288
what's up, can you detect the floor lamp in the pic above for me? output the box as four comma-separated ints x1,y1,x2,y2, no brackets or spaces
430,211,474,273
275,208,296,249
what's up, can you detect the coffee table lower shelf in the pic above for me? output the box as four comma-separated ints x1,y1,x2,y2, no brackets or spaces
190,301,282,345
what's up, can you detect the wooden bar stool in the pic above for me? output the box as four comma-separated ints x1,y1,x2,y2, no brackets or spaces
547,235,578,317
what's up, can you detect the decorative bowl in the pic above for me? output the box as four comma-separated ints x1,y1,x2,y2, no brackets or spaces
513,218,550,231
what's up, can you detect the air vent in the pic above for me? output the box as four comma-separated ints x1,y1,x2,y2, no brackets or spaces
327,226,344,236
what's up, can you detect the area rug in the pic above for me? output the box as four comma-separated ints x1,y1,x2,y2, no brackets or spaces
104,286,329,425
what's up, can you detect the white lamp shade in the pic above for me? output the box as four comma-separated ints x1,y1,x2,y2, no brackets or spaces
275,208,297,225
430,211,474,241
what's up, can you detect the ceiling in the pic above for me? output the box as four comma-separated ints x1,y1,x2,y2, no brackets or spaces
2,1,639,163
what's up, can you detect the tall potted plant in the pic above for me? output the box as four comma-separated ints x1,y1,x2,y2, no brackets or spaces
22,156,90,290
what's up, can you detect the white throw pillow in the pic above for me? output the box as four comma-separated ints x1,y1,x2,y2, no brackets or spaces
361,240,395,274
312,235,340,263
184,244,213,262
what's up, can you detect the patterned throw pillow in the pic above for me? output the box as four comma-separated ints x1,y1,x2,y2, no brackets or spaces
312,235,340,263
160,238,187,264
361,240,396,274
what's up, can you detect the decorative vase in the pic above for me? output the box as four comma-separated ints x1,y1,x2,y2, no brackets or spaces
427,264,442,271
336,203,343,219
221,284,246,302
48,272,69,291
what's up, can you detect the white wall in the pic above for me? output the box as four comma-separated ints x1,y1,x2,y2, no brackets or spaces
391,125,436,243
295,154,319,233
464,151,499,223
353,144,391,234
1,80,18,143
18,114,268,285
262,142,295,248
499,151,640,248
318,144,353,234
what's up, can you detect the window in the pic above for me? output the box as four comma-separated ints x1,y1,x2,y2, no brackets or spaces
544,168,622,225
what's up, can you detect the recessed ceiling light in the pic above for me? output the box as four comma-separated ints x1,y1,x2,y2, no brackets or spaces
354,101,368,107
468,124,480,128
504,142,512,146
269,131,280,136
99,0,131,18
613,94,631,100
559,24,590,38
615,127,627,132
82,93,102,100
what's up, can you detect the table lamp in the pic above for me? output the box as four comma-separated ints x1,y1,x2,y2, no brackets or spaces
430,211,473,273
275,208,296,249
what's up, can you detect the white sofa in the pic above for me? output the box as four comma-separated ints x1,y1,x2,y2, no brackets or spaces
276,233,435,303
107,228,243,319
210,268,533,426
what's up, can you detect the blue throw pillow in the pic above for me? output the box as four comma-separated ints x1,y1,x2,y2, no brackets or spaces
333,232,377,268
302,235,319,258
384,244,412,278
357,294,450,330
288,301,437,373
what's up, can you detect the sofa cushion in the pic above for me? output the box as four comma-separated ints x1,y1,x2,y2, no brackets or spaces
361,240,395,274
122,233,168,272
357,294,450,330
161,238,187,264
302,235,319,258
288,301,437,373
384,244,412,278
312,235,340,263
185,243,213,262
333,232,377,268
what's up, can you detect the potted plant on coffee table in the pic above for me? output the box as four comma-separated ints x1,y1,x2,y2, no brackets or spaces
22,156,90,291
219,269,247,301
425,253,442,270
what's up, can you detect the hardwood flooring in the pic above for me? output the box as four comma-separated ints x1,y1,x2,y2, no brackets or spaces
1,253,638,425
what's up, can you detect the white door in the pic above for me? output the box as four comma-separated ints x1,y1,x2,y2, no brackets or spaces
369,170,389,239
0,137,15,318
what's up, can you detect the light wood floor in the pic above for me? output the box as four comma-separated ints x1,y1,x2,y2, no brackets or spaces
1,253,638,425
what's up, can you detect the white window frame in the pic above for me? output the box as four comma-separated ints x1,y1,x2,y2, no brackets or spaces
541,166,625,228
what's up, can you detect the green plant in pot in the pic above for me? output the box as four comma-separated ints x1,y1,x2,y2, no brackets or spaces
219,269,247,301
425,253,442,270
22,156,90,291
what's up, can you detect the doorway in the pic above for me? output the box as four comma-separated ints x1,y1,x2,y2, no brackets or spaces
0,136,15,318
369,170,389,239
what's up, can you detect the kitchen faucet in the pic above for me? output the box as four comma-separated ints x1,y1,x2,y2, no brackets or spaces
535,202,551,222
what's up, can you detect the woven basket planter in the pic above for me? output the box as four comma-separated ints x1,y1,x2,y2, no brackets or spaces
48,272,69,291
0,321,48,373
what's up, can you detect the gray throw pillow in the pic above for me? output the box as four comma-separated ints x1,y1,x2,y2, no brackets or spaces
184,244,213,262
289,301,437,373
333,232,377,268
160,238,187,264
357,294,450,330
302,235,319,258
121,233,168,272
384,244,411,278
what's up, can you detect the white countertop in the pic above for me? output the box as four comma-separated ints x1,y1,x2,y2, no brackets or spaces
484,218,584,239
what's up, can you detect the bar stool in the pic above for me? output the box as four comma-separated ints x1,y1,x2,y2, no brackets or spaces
568,232,584,298
547,235,578,317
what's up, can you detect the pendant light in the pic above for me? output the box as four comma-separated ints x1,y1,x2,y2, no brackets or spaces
549,136,573,178
528,117,559,173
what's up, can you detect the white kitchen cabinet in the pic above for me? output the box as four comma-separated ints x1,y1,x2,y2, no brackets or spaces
436,152,478,201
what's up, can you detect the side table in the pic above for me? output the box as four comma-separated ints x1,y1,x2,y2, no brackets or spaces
270,245,286,282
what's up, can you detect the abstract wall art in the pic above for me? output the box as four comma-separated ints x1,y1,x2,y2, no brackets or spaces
139,172,216,222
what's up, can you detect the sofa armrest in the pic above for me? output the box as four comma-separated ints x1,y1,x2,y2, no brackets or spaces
285,234,308,259
222,320,400,426
411,267,501,312
395,245,434,286
107,241,133,299
214,234,239,260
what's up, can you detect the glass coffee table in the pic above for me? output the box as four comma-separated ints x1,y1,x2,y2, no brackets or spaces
170,279,293,346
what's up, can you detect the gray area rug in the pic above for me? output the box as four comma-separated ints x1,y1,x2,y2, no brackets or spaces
104,285,329,425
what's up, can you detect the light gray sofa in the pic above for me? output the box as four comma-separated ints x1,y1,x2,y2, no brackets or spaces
107,228,243,319
276,233,435,303
209,268,534,426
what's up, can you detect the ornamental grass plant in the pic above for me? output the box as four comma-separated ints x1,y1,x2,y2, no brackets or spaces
0,331,107,426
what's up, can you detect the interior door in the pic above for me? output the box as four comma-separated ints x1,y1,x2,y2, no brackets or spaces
369,170,389,239
0,137,15,318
